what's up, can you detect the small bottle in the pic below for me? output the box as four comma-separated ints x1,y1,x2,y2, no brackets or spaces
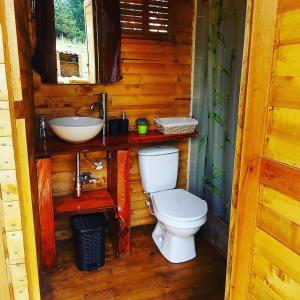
119,112,129,136
108,118,120,136
39,117,47,139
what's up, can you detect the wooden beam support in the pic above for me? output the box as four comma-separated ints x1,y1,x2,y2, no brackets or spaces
117,150,131,256
36,158,56,270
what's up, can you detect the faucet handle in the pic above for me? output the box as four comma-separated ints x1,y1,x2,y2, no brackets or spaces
81,172,97,184
82,172,92,181
90,102,100,110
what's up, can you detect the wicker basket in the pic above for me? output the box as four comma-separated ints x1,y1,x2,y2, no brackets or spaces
154,116,198,135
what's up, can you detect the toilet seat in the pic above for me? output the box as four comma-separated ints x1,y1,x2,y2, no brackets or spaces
150,189,207,227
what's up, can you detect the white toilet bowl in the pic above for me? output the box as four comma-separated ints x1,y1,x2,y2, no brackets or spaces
138,146,208,263
150,189,207,263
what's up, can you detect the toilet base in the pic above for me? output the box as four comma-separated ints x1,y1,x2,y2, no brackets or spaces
152,222,197,263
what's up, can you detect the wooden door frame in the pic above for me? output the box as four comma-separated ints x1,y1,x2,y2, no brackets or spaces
225,0,279,298
0,217,12,299
0,0,41,298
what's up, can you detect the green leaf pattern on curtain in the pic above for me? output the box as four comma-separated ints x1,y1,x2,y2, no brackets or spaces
189,0,245,224
202,0,239,220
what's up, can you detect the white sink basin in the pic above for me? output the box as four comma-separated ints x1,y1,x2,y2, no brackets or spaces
48,117,103,143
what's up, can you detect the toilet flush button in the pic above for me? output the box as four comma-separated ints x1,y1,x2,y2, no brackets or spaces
159,237,163,242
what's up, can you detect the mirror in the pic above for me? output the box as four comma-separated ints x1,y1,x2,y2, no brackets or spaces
32,0,122,85
54,0,95,84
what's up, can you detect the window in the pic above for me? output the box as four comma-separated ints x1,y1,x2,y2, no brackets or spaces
120,0,169,39
58,52,80,79
54,0,94,84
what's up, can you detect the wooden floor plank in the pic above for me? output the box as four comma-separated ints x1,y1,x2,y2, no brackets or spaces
41,226,226,299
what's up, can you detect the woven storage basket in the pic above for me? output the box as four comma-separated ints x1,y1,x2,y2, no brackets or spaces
154,116,198,135
72,213,108,271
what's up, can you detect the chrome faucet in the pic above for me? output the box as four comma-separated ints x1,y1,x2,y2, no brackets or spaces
90,92,107,136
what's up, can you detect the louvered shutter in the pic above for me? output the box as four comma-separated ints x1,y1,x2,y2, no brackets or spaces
120,0,169,39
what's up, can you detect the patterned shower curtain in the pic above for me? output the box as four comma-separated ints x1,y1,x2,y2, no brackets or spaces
189,0,246,223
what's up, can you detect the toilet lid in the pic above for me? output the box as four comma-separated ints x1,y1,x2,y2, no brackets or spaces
151,189,207,222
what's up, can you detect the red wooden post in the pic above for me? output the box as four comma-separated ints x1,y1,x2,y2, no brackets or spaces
36,158,56,270
117,150,131,256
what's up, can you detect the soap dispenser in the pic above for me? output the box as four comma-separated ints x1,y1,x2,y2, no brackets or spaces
119,112,129,136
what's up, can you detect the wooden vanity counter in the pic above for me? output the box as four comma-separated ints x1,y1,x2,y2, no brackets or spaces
35,130,199,270
35,130,199,158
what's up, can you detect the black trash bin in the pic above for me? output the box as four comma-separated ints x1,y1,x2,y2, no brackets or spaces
72,213,108,271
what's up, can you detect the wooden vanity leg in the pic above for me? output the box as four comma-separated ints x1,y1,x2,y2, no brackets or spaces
37,158,56,270
117,150,131,256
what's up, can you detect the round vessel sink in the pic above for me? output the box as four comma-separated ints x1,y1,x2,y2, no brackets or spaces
48,117,103,144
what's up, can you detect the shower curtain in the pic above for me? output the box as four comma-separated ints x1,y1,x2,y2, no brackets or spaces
189,0,246,224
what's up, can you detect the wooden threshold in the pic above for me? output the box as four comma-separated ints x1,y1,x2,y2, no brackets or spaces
54,189,116,216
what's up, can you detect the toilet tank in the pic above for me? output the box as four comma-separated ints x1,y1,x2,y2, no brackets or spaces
138,146,179,193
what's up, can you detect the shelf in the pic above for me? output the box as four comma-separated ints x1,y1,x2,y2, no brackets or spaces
129,130,199,144
36,130,199,158
54,189,116,216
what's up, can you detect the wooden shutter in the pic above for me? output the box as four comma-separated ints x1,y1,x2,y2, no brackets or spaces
148,0,169,35
120,0,169,39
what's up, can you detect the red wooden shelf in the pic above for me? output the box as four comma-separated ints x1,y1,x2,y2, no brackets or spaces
35,130,199,158
129,130,199,144
54,189,116,215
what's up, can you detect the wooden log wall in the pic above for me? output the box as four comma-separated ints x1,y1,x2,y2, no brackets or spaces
33,0,195,238
226,0,300,299
0,0,40,298
0,11,13,299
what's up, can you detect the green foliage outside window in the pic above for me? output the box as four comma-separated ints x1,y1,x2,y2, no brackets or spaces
54,0,86,42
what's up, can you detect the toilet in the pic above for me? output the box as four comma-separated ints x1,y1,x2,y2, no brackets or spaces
138,146,208,263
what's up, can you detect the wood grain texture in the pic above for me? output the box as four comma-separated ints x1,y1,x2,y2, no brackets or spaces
54,189,116,215
0,207,12,299
225,1,278,298
14,119,40,299
258,204,300,255
251,229,300,299
38,151,131,267
0,8,18,298
278,0,300,13
229,2,300,299
275,44,300,76
33,0,194,230
260,186,300,226
37,158,56,270
12,1,41,298
41,226,227,299
35,130,197,157
265,107,300,168
249,3,300,298
117,150,131,256
260,158,300,201
271,77,300,110
279,8,300,45
0,0,40,297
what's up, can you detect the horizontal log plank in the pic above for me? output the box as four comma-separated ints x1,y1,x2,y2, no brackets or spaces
271,77,300,110
260,158,300,201
278,0,300,13
279,8,300,45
